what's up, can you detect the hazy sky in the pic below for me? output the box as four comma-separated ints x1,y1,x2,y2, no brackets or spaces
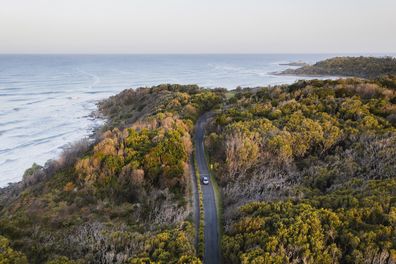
0,0,395,53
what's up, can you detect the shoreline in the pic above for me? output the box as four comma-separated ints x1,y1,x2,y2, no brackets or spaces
0,100,107,189
270,71,345,79
0,73,338,189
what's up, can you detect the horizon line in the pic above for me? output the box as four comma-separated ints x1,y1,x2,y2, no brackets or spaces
0,52,396,56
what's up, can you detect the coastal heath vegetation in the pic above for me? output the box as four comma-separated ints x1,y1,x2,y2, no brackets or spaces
204,76,396,263
2,57,396,263
279,56,396,79
0,84,224,263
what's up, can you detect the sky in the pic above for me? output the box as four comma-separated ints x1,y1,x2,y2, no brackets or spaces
0,0,395,54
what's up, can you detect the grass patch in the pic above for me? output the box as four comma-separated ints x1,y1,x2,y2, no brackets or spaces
193,154,205,259
225,91,236,99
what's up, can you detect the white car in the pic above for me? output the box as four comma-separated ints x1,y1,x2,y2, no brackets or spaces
202,176,209,185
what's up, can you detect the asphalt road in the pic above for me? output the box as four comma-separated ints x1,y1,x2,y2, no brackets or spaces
195,113,221,264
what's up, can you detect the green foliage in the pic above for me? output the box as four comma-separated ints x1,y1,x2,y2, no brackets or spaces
22,163,43,181
4,75,396,264
0,235,28,264
130,222,201,264
0,84,226,263
280,56,396,79
193,157,205,259
46,256,82,264
144,129,187,189
205,77,396,263
74,121,191,201
211,78,396,177
223,179,396,264
99,84,225,128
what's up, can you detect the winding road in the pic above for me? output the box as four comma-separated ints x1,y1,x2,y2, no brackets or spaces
195,113,221,264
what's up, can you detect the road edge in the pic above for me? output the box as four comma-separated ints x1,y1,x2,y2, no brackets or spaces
192,154,205,259
189,155,200,254
202,117,224,262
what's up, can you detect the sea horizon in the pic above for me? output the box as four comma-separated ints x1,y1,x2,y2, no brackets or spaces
1,52,395,55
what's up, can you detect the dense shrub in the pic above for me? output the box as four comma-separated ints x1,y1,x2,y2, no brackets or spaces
0,235,28,263
203,78,396,263
0,84,225,263
280,56,396,79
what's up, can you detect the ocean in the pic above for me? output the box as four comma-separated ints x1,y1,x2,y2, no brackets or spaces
0,53,375,187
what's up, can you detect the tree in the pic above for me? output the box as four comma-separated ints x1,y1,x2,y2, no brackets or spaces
0,235,28,264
